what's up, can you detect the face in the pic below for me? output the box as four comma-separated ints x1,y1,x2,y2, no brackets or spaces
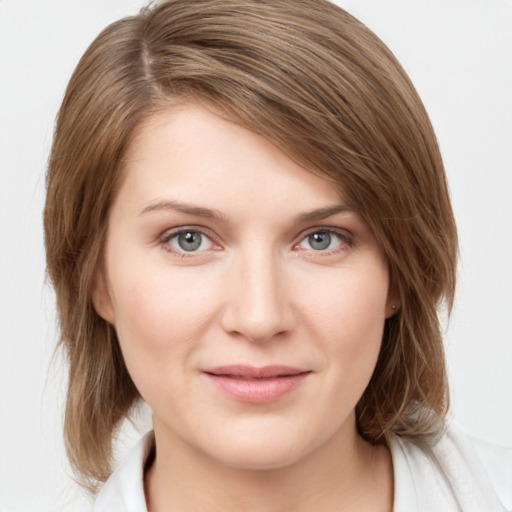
94,104,395,470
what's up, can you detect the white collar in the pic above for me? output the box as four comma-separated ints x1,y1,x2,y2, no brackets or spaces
94,431,154,512
94,426,511,512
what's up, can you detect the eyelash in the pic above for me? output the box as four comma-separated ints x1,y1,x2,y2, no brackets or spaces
294,228,354,255
158,226,354,258
159,227,220,258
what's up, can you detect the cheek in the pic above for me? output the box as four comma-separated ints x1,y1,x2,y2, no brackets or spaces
318,287,386,418
107,262,222,385
303,266,388,340
300,265,388,381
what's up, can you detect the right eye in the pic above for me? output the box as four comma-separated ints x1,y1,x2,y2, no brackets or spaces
161,228,216,254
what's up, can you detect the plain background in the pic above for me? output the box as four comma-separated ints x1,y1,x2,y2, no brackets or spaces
0,0,511,510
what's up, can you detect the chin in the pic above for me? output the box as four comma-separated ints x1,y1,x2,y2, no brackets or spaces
200,423,320,471
214,444,306,471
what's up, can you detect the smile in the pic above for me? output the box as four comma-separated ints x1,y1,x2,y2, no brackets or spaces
202,365,312,404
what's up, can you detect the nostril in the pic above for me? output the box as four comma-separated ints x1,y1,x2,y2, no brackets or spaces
220,258,296,342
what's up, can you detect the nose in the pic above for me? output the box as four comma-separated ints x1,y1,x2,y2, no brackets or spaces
220,247,295,343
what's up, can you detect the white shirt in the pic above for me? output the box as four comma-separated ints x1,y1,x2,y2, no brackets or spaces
94,425,512,512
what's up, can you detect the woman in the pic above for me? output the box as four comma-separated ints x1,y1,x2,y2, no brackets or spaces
43,0,511,510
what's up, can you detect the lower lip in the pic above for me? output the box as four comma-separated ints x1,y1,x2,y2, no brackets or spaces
204,373,310,404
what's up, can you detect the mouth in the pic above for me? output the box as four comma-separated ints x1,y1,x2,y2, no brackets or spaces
202,365,311,403
204,365,309,379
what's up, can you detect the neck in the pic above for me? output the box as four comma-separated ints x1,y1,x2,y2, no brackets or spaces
144,419,393,512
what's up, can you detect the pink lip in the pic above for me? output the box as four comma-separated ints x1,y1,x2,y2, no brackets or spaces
202,365,311,404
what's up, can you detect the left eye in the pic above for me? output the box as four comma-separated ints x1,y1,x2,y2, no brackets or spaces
166,230,214,252
298,230,345,251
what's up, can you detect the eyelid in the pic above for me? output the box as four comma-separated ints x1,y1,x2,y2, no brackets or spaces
157,225,353,258
293,226,354,252
159,225,222,256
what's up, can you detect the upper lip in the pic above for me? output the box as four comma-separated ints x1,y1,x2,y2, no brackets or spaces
202,365,310,379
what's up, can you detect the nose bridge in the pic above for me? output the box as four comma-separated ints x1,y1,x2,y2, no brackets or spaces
222,243,292,342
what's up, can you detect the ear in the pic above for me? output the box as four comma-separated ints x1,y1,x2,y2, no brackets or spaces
385,278,401,319
91,269,115,324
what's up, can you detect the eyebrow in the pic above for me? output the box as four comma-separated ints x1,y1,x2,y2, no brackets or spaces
139,199,352,224
139,199,228,222
295,204,353,223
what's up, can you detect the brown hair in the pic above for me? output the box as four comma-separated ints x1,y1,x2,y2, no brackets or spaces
44,0,457,491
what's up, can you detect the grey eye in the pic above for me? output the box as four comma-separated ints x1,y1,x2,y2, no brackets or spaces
163,228,215,255
177,231,203,251
307,231,332,250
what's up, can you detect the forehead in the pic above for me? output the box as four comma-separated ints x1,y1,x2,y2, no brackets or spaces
116,104,345,216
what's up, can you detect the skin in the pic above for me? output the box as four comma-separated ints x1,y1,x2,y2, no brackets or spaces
93,104,395,511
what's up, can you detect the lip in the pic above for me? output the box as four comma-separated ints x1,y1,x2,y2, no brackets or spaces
202,365,311,404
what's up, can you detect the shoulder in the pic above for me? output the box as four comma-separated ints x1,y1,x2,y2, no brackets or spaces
93,431,154,512
389,424,512,512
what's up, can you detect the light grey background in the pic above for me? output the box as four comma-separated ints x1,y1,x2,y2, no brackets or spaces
0,0,511,510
